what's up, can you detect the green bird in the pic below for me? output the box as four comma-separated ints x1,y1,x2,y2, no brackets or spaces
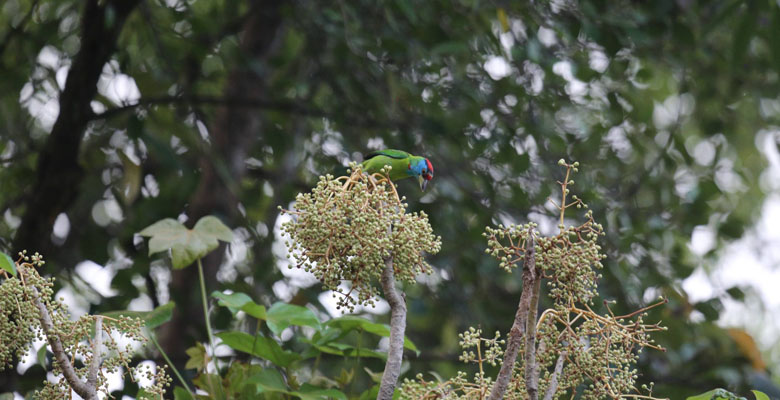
361,149,434,191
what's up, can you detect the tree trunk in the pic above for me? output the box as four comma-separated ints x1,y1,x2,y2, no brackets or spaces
13,0,141,258
157,0,285,377
377,256,407,400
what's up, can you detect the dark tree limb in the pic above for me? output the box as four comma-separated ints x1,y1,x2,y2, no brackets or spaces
13,0,141,257
158,0,285,379
490,228,539,400
90,95,328,121
377,256,407,400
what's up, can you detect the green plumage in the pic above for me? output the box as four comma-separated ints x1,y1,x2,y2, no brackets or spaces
359,149,434,191
362,150,420,181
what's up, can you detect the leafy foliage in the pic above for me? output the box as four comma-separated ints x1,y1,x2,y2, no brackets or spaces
686,388,770,400
1,0,779,397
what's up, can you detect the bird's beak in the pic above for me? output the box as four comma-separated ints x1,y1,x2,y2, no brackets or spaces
418,176,428,192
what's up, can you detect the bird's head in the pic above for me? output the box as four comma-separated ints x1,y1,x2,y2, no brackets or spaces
409,157,434,191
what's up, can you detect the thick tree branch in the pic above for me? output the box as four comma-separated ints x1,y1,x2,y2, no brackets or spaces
490,228,538,400
159,0,286,380
13,0,141,257
377,256,407,400
90,95,328,121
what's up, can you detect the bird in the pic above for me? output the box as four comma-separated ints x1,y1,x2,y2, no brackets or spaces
361,149,434,191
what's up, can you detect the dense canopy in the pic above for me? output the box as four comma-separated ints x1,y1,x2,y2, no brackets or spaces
1,0,779,398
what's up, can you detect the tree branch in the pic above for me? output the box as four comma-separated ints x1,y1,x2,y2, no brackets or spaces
87,316,103,391
524,228,541,400
377,256,407,400
30,284,97,400
90,95,328,121
542,351,567,400
13,0,141,258
490,227,539,400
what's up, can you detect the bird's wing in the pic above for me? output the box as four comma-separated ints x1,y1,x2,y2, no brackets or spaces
364,149,411,160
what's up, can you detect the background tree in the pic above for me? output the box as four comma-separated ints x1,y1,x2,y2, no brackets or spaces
1,0,779,398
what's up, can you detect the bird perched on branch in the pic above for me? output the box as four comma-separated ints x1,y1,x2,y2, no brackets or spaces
361,149,434,191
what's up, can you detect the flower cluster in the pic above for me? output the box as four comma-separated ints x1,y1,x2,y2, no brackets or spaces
0,251,171,399
458,327,505,368
533,301,666,400
280,164,441,311
0,251,45,370
402,160,666,400
400,328,507,399
484,161,606,308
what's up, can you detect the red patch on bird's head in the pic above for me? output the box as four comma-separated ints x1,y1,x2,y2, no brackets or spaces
424,159,434,180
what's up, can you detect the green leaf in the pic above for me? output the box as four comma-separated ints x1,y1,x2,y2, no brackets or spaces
136,388,157,400
0,252,16,277
216,331,300,367
194,216,234,242
140,219,190,254
726,286,745,301
363,367,383,384
101,302,175,330
496,8,509,32
193,373,226,400
185,342,208,371
0,394,16,400
139,216,233,269
173,386,194,400
359,385,379,400
117,150,142,205
212,291,267,320
246,368,289,394
295,383,347,400
686,390,718,400
752,390,770,400
266,303,320,336
37,344,48,368
304,340,387,360
325,316,418,354
686,389,736,400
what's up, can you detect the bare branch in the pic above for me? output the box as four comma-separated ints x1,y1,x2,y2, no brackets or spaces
490,227,539,400
87,316,103,390
377,255,408,400
524,228,541,400
542,351,567,400
30,284,97,400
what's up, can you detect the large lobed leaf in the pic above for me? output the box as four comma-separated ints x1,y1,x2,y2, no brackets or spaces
139,216,233,269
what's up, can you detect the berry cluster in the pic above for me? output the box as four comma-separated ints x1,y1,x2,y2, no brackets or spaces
0,251,171,398
401,161,666,400
281,164,441,311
